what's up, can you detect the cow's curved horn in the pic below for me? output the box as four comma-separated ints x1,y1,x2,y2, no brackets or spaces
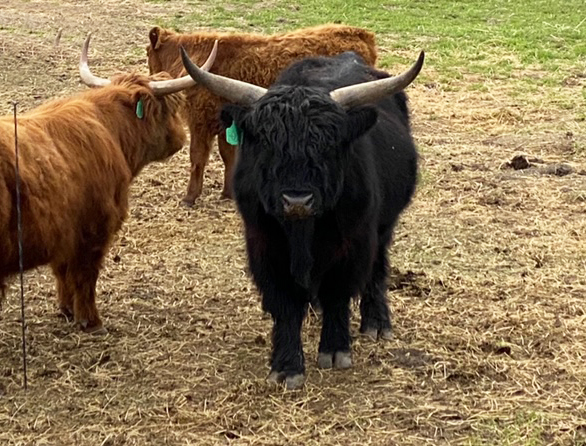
80,34,219,96
149,40,219,96
180,46,267,105
329,51,425,108
79,33,111,88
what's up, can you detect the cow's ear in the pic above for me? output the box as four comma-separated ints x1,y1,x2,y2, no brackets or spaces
149,27,162,50
345,106,378,142
221,104,248,129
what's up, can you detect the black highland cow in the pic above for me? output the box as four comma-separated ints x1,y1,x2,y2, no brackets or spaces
181,48,424,389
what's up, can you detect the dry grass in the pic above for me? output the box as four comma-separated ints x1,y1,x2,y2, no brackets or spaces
1,1,585,445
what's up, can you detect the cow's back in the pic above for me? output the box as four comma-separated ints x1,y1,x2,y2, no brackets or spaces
274,51,387,89
239,25,377,86
149,25,378,135
150,24,377,82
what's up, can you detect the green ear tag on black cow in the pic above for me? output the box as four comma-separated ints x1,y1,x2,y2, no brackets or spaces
136,99,144,119
226,121,241,145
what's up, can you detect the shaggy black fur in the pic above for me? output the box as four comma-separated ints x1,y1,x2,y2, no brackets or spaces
223,51,418,385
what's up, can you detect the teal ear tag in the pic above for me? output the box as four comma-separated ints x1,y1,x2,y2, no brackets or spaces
136,99,144,119
226,121,241,145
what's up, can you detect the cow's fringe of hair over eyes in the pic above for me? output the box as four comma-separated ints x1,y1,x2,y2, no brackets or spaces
246,87,349,211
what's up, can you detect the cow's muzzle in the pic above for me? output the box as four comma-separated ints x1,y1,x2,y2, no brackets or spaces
282,192,314,219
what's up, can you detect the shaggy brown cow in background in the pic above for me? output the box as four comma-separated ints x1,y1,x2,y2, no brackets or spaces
147,24,378,205
0,35,217,334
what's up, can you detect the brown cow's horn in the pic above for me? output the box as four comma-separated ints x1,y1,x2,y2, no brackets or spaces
329,51,425,108
149,39,219,96
180,46,267,105
80,34,219,96
79,33,111,88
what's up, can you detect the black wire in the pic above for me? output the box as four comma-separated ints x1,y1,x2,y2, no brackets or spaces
13,101,27,391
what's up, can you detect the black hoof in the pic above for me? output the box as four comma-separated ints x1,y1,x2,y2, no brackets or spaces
317,351,352,369
360,325,392,341
267,371,305,390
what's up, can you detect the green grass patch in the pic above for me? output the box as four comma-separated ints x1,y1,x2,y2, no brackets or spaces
150,0,585,73
147,0,585,118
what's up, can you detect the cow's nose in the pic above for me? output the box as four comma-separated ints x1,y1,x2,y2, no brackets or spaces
282,193,314,218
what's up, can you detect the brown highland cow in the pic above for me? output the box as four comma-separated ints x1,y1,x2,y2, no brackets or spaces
0,35,217,333
147,24,378,205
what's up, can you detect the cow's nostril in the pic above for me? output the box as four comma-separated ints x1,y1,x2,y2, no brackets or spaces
301,194,314,208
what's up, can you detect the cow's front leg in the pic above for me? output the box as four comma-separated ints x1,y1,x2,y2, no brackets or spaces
218,135,236,199
317,294,353,370
265,295,307,390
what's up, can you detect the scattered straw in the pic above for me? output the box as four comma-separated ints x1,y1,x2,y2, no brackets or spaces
0,1,585,445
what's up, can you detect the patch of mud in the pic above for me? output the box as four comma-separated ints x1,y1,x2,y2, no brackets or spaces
500,154,576,176
388,268,455,299
388,348,435,369
388,268,430,297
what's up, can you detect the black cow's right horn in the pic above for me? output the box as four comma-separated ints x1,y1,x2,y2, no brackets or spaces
329,51,425,108
180,47,267,105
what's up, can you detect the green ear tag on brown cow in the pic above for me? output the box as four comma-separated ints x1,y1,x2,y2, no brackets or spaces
136,99,144,119
226,121,241,145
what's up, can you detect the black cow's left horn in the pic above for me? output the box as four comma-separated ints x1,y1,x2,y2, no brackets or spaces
329,51,425,108
180,47,267,105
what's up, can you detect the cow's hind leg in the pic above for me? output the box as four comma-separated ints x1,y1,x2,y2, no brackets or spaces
359,229,393,340
183,129,213,206
52,262,74,320
68,243,108,335
218,134,236,199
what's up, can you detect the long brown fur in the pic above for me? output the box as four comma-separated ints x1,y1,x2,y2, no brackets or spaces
146,24,378,205
0,72,187,333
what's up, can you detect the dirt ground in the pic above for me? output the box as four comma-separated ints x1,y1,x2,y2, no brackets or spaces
1,1,585,445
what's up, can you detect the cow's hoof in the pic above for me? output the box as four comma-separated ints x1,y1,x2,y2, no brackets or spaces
267,371,305,390
361,327,378,341
59,306,74,321
180,198,195,208
317,352,333,369
267,370,284,384
360,326,392,341
285,374,305,390
317,352,352,369
334,352,352,369
380,328,393,340
88,326,108,336
79,320,108,336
